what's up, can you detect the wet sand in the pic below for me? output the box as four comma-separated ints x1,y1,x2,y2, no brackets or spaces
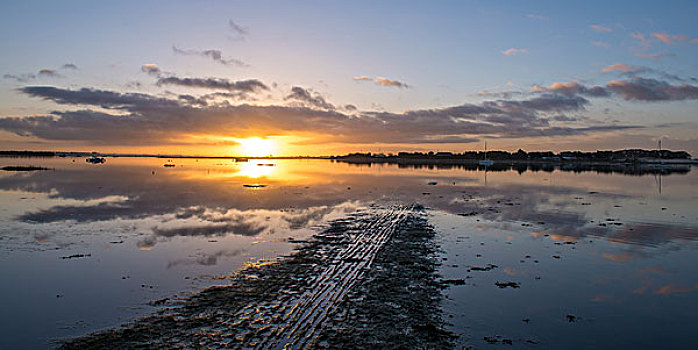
61,205,455,349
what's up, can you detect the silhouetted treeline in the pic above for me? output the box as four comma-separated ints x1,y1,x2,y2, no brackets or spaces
332,148,692,162
338,161,691,176
0,150,57,157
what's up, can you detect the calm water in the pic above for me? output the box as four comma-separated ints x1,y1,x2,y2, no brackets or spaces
0,157,696,348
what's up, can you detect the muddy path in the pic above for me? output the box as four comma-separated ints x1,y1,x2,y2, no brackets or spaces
61,205,455,349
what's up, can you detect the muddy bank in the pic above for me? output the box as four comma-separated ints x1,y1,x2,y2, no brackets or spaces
61,205,454,349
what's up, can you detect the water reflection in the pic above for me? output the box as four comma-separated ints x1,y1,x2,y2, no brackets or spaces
236,159,277,178
337,158,693,175
1,158,696,247
0,157,696,348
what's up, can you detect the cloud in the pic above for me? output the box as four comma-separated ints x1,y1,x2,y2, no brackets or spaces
635,51,675,60
501,48,527,56
354,76,409,88
607,77,698,101
3,73,36,82
0,84,643,146
601,63,648,74
652,32,697,45
653,283,698,295
197,91,257,103
631,33,651,48
375,77,409,88
590,24,612,32
531,82,610,97
19,86,179,108
532,78,698,102
228,20,248,36
172,46,247,67
550,115,583,122
156,76,268,92
141,63,161,76
285,86,335,110
5,65,76,82
38,68,62,78
477,90,524,99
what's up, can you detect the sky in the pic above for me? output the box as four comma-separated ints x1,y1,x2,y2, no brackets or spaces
1,0,697,156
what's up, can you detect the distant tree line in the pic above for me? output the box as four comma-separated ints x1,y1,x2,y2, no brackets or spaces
0,150,58,157
333,148,692,161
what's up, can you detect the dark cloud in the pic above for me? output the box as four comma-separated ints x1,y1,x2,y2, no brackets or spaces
285,86,335,110
5,65,75,82
493,93,591,111
201,91,256,102
141,64,161,77
477,90,525,99
172,45,247,67
125,81,143,89
3,73,36,82
375,77,409,88
607,78,698,101
20,86,179,109
531,82,610,97
600,63,689,82
0,84,645,145
532,79,698,102
156,76,268,92
228,20,248,36
177,94,208,106
38,69,62,78
550,115,581,122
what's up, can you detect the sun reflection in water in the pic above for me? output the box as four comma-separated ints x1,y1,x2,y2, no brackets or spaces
237,160,277,179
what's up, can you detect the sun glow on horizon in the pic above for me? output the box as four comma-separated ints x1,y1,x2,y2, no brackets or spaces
236,137,277,157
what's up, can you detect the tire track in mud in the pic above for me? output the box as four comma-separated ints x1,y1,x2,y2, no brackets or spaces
256,206,409,349
61,205,454,349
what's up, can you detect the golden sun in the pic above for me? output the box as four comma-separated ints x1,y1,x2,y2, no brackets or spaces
236,137,277,157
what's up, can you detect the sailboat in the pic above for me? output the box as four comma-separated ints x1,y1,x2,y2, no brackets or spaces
478,140,494,166
651,138,672,169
